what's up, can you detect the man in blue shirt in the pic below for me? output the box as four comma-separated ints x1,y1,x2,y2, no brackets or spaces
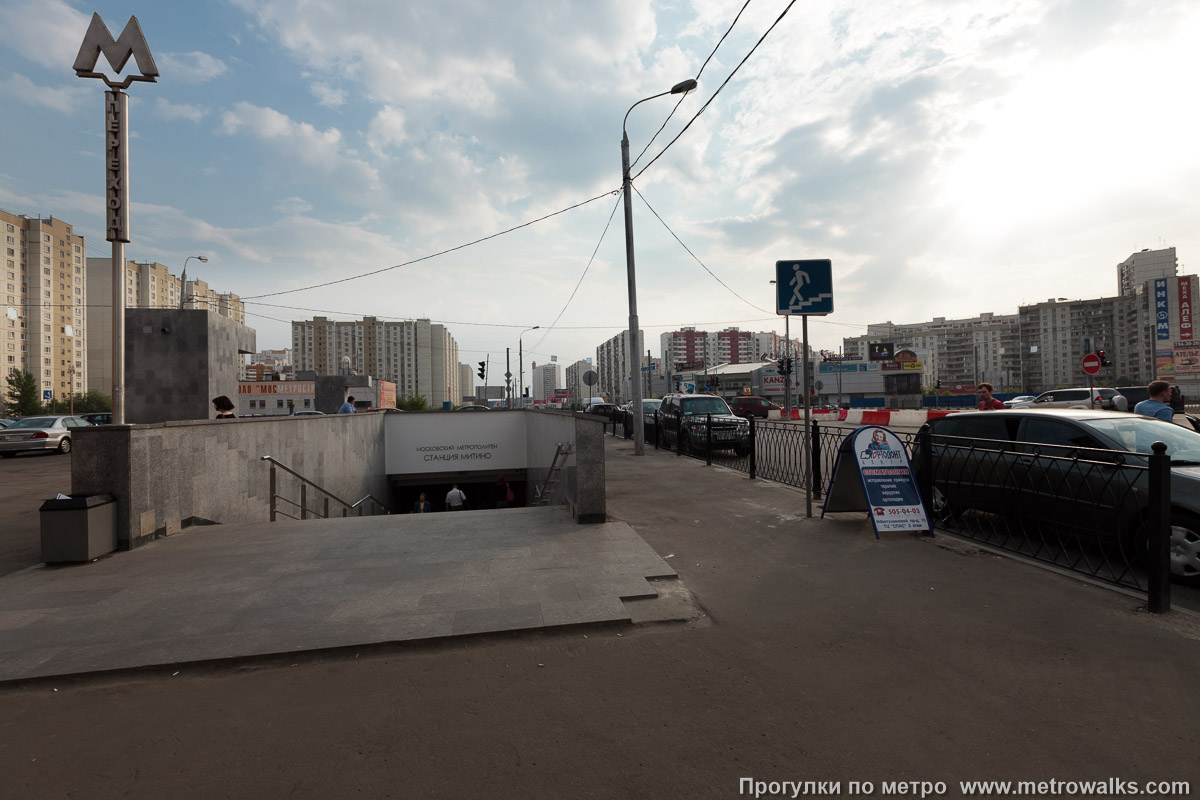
1133,381,1174,422
338,395,356,414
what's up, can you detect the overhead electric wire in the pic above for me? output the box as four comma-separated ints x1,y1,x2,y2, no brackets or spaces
525,192,624,356
630,0,753,170
241,189,618,301
633,0,797,182
632,183,774,315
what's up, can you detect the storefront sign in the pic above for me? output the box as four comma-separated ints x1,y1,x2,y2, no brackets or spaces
901,361,924,370
1156,279,1170,341
238,381,315,396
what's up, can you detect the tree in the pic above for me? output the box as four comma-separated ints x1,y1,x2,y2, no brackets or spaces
397,394,428,411
4,369,42,417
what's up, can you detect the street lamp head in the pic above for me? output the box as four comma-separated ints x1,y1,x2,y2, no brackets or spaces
671,79,698,95
196,255,208,263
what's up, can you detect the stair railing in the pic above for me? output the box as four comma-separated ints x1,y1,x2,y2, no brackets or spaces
262,455,391,521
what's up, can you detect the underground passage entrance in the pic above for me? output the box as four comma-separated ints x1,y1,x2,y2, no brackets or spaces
389,470,529,514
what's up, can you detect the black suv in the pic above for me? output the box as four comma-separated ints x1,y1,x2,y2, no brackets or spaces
658,394,751,456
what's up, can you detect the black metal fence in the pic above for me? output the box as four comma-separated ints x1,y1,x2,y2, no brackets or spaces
603,410,1174,611
912,429,1171,606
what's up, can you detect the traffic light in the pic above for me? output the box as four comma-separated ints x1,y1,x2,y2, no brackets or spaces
780,357,792,377
477,361,486,380
1099,349,1111,367
936,378,942,390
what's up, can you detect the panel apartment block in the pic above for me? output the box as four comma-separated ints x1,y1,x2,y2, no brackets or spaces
1,210,87,403
290,316,463,407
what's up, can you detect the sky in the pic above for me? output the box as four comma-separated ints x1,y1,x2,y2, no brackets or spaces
2,0,1199,378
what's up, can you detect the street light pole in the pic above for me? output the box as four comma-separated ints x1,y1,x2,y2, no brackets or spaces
179,255,208,310
622,77,697,455
519,325,539,408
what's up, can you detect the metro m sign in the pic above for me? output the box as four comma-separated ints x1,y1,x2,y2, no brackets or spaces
73,14,159,89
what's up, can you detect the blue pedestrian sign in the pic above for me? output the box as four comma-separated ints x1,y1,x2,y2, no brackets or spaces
43,390,53,401
776,259,833,316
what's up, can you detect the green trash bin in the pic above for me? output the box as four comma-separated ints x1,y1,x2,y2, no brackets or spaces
39,493,118,563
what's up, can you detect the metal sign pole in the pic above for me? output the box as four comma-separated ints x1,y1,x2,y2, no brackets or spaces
802,315,812,518
784,315,792,419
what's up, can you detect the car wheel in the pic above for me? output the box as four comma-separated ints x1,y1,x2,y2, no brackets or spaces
57,437,71,454
931,486,962,522
1133,510,1200,586
679,432,692,455
734,445,751,457
0,452,15,459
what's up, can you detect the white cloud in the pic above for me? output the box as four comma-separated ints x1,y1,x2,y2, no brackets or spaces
310,81,346,107
217,101,381,197
275,196,312,214
0,0,89,70
0,72,88,113
157,51,229,83
156,97,207,122
366,106,406,155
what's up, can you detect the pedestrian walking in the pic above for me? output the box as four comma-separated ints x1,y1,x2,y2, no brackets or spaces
1133,380,1175,422
338,396,356,414
976,383,1005,410
412,492,432,514
212,395,237,419
445,484,468,511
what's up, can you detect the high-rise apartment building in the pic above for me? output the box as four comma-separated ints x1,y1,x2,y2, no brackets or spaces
661,327,799,370
291,316,463,406
565,358,594,404
1118,247,1177,298
531,361,561,402
843,247,1198,393
242,348,293,381
596,330,644,404
661,327,711,369
1,210,87,403
85,258,244,393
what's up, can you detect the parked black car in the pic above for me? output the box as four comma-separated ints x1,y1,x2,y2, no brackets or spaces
913,409,1200,584
658,394,751,457
80,412,112,426
1116,385,1183,413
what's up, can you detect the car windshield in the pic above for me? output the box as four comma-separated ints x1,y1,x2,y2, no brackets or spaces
9,417,57,429
1083,417,1200,461
680,397,732,416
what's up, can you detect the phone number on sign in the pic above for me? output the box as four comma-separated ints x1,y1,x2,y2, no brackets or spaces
881,507,923,516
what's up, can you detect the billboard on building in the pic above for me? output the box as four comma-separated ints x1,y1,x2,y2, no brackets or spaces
1174,342,1200,375
1179,278,1193,341
868,342,895,361
1155,279,1170,341
1156,349,1175,380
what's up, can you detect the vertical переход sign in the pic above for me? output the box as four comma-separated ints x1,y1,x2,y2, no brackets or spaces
105,90,129,243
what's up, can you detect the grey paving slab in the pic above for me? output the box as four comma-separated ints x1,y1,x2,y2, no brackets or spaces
0,506,676,681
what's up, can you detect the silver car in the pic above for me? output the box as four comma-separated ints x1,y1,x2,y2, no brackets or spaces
0,416,91,457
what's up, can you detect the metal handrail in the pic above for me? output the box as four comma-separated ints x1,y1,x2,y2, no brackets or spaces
261,455,391,521
535,443,572,504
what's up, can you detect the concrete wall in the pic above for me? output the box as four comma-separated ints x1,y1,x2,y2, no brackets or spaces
125,309,255,424
72,414,392,549
525,410,606,523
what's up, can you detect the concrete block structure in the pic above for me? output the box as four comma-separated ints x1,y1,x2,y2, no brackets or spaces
71,409,606,548
124,309,255,424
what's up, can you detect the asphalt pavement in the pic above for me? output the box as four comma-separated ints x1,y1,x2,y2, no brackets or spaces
0,438,1198,798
